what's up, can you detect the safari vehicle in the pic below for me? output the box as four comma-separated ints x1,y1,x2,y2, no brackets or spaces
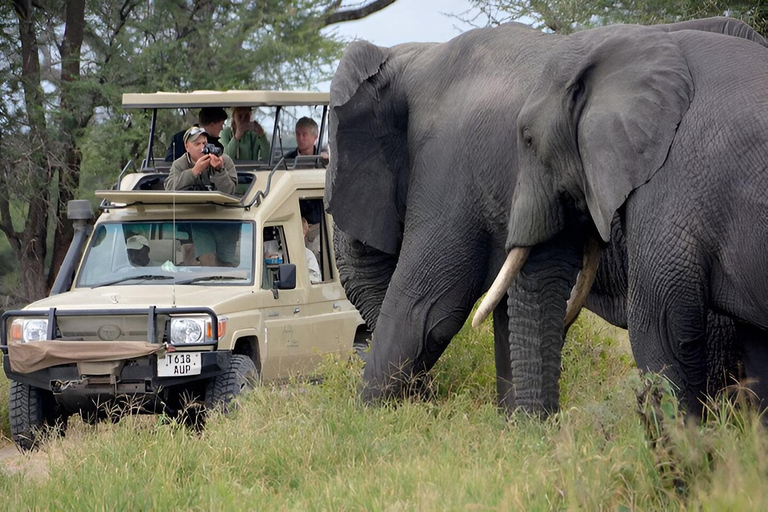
1,91,366,449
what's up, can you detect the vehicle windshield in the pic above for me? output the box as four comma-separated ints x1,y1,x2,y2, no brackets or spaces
77,221,254,287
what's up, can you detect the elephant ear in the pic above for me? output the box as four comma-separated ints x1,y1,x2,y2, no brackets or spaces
568,28,694,241
326,40,409,255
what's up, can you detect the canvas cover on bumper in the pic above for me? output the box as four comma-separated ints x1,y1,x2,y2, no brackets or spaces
7,339,168,373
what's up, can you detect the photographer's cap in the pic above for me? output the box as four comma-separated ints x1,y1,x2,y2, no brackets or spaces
183,126,208,144
126,234,149,250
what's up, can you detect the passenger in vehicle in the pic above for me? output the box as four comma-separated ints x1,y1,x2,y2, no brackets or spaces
285,117,318,159
165,126,237,193
302,217,321,284
165,107,228,162
126,235,151,267
220,107,271,160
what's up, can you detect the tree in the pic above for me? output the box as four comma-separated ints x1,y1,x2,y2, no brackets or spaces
466,0,768,35
0,0,397,306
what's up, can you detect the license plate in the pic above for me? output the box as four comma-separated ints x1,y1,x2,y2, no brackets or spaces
157,352,202,377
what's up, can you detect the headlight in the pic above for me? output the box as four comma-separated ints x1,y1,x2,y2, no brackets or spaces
10,318,49,343
169,316,227,345
170,318,205,344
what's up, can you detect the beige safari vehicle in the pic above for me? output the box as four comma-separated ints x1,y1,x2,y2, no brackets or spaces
1,91,365,449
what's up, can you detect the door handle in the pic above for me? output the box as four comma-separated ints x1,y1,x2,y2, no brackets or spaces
294,308,300,314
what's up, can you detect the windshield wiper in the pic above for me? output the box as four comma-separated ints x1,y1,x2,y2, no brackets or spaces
94,274,175,288
175,275,247,285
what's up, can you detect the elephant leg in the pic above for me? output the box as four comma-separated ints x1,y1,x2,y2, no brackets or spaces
626,230,709,416
733,321,768,407
361,224,487,403
705,312,741,396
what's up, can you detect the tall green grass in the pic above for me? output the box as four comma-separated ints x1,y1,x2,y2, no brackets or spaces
0,313,766,509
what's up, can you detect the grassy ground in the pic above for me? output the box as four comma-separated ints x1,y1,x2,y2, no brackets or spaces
0,313,766,509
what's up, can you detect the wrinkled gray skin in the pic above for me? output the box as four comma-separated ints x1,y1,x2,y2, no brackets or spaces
510,21,768,415
327,18,763,412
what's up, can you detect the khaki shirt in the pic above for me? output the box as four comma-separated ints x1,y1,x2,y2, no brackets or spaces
165,153,237,194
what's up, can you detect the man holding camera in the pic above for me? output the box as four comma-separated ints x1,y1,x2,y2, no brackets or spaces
165,126,237,194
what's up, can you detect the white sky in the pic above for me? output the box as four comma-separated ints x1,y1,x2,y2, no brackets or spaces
317,0,491,90
324,0,485,46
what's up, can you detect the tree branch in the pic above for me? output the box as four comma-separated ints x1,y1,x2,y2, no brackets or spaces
323,0,398,26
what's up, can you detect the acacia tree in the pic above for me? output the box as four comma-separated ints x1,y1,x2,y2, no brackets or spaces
466,0,767,34
0,0,397,306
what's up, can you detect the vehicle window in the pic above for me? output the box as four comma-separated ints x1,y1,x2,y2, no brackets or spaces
262,225,289,289
77,221,253,287
300,198,331,283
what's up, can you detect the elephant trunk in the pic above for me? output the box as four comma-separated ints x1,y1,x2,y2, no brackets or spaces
334,228,398,330
506,237,583,414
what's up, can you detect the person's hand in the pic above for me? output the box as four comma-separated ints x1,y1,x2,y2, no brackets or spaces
251,121,265,137
192,155,212,176
234,120,248,140
208,153,223,170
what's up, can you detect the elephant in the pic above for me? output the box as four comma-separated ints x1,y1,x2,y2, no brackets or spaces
478,21,768,415
326,17,768,413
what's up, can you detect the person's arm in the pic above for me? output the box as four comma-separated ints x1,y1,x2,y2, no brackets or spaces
221,127,240,160
209,155,237,194
164,160,198,190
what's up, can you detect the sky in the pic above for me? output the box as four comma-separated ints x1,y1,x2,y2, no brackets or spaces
324,0,485,46
317,0,489,90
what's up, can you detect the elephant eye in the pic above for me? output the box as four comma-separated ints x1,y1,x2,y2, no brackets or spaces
522,128,533,148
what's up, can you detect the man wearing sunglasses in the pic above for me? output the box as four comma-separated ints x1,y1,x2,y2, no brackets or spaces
164,126,237,194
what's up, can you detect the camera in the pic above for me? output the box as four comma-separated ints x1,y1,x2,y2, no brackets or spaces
202,143,222,156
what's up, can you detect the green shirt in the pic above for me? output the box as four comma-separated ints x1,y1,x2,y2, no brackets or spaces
220,126,271,161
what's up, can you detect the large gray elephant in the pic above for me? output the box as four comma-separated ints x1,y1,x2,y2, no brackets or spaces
327,17,767,412
480,21,768,414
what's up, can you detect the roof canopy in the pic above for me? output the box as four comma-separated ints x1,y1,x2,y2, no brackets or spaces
122,90,329,109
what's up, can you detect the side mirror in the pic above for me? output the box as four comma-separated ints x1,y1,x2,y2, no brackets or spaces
271,263,296,298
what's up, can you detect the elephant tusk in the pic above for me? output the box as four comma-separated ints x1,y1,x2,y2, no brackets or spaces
563,238,601,328
471,247,531,328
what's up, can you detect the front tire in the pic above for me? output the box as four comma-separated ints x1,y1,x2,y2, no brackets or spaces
204,354,259,413
9,380,67,451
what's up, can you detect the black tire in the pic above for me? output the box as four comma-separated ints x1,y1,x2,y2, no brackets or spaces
204,354,259,414
9,380,67,451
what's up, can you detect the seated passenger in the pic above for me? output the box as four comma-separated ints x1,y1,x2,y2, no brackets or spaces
165,107,228,162
302,217,321,284
126,235,150,267
285,117,318,159
220,107,271,160
164,126,237,194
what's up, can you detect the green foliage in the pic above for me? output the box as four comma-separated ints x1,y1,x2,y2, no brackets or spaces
468,0,768,35
2,316,768,508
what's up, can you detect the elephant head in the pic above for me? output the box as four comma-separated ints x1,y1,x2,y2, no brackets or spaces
510,25,693,247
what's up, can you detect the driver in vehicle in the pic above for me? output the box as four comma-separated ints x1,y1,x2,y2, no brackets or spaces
126,234,151,267
164,126,237,194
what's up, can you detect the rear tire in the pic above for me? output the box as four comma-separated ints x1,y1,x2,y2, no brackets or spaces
9,380,67,451
204,354,259,414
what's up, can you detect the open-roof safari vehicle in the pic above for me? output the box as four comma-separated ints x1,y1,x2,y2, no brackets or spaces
1,91,366,449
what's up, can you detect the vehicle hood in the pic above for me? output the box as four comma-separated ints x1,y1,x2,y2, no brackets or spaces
23,285,254,312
